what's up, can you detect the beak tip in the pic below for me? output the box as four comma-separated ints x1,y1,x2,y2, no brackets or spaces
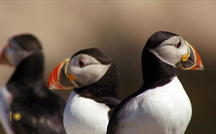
182,41,204,71
0,46,6,64
198,64,204,71
48,84,57,90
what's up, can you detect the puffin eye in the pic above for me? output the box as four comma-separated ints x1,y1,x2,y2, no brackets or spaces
176,41,181,48
79,59,85,67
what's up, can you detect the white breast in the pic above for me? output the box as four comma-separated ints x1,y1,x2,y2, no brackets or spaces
0,86,14,134
117,77,192,134
64,91,110,134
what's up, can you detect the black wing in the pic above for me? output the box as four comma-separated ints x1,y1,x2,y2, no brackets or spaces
106,102,124,134
11,92,66,134
95,97,120,118
106,91,139,134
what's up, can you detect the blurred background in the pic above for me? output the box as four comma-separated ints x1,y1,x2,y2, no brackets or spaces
0,1,215,134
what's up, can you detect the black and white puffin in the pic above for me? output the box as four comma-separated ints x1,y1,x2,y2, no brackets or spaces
0,34,66,134
106,31,204,134
48,48,120,134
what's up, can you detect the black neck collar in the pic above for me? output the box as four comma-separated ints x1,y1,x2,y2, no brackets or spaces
141,49,176,90
115,50,177,108
74,63,119,100
7,52,46,97
8,52,44,83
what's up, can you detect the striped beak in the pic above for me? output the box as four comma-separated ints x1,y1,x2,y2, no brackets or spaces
179,41,204,70
48,58,76,90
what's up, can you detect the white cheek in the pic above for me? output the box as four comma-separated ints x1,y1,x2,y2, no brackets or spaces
69,64,111,86
158,46,180,65
150,45,188,66
5,48,33,66
5,48,18,65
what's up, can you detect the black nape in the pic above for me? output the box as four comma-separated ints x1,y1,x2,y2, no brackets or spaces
72,48,112,65
10,34,42,51
8,52,44,83
144,31,178,49
7,52,46,97
74,63,120,108
141,49,176,89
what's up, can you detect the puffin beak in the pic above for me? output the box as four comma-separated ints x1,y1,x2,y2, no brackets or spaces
0,46,8,65
179,41,204,70
48,58,76,90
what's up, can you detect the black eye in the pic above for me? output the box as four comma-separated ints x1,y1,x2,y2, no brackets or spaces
79,59,85,67
176,41,181,48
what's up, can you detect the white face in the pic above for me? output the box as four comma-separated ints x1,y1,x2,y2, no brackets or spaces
4,42,33,66
67,54,111,88
149,36,189,67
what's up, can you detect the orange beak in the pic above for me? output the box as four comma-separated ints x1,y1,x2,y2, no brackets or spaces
180,41,204,70
48,58,76,90
0,46,8,65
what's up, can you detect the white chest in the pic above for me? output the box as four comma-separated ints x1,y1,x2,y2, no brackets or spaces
64,91,110,134
0,86,13,106
0,86,14,134
117,77,192,134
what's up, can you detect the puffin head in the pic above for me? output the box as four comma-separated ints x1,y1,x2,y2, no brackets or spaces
144,31,204,70
48,48,117,90
0,34,42,67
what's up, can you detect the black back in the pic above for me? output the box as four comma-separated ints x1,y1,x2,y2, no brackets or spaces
6,34,66,134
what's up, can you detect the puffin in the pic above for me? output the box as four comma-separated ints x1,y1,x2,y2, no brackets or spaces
106,31,204,134
0,34,66,134
48,48,120,134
